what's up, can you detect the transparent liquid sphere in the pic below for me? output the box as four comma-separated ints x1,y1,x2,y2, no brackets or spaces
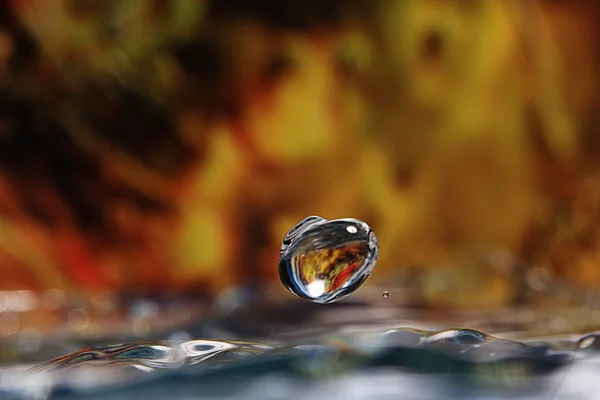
278,216,379,304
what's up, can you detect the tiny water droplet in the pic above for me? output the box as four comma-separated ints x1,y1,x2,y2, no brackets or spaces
278,216,378,304
382,291,389,298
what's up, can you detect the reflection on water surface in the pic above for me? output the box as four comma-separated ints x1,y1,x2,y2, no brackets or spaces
1,298,600,399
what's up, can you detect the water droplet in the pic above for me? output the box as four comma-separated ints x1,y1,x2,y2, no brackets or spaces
278,216,378,304
382,291,389,298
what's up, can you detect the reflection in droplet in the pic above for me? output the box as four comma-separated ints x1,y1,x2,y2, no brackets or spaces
278,216,378,304
306,280,327,298
382,291,389,298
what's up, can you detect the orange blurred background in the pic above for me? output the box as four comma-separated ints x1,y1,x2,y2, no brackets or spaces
1,0,600,311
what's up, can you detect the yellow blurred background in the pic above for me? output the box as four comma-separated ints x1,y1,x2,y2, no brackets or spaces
1,0,600,310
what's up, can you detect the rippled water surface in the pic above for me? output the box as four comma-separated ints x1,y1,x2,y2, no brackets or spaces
2,293,600,400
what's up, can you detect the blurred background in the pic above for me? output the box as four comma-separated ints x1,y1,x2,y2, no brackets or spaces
1,0,600,337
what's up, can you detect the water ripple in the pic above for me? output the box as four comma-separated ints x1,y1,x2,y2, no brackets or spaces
1,328,599,399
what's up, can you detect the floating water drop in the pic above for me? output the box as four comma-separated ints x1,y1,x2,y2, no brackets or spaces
278,216,378,304
382,291,389,298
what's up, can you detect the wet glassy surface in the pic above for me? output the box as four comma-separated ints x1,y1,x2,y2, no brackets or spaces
2,272,600,399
